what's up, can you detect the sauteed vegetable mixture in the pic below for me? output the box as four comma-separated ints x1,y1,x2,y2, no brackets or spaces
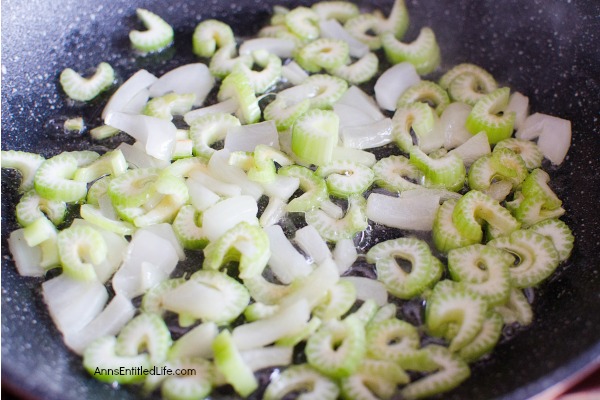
1,1,574,399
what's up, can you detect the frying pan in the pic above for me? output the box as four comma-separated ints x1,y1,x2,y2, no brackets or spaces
2,0,599,399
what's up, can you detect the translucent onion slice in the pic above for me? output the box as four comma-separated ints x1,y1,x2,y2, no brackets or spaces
224,121,279,152
239,38,296,58
374,62,420,111
102,69,157,119
366,192,441,231
340,118,393,149
319,19,369,58
149,63,214,106
264,224,313,284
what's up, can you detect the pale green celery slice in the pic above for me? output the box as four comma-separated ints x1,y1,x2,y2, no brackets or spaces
425,280,488,352
465,87,515,144
351,299,379,326
467,148,528,192
392,102,436,153
188,112,241,159
276,317,322,347
172,205,208,250
83,336,150,384
217,71,261,124
57,223,107,281
447,244,513,306
366,318,422,369
133,173,189,228
409,147,466,192
108,167,159,207
285,7,320,40
313,279,357,321
263,364,339,400
193,19,235,57
304,73,349,109
79,204,135,236
115,313,172,365
159,358,214,400
141,277,186,316
494,138,543,170
458,312,503,362
34,153,89,202
59,62,115,101
369,303,398,325
305,315,366,378
439,63,497,105
344,14,383,50
143,93,196,121
129,8,174,53
213,330,258,397
488,229,560,288
73,149,128,183
328,52,379,85
305,194,368,242
264,97,311,131
278,166,327,212
340,358,409,400
90,125,120,140
432,198,472,253
23,216,57,247
243,302,279,321
366,237,436,299
400,345,470,399
397,80,450,115
209,43,253,79
203,221,270,279
233,50,282,94
373,155,422,192
1,150,45,192
291,109,339,166
296,38,350,72
247,144,294,183
452,190,520,244
311,1,359,23
521,168,563,210
381,27,441,75
316,160,374,198
16,190,66,227
494,288,533,326
528,218,574,262
64,117,84,132
511,192,565,227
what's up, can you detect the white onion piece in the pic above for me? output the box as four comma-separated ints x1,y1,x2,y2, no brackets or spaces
441,102,473,150
487,180,514,202
366,192,441,231
8,229,44,277
340,118,393,149
239,38,296,58
121,88,150,115
259,197,287,228
341,276,388,306
102,69,157,119
417,114,445,153
225,120,279,152
261,175,300,200
208,150,264,200
142,223,186,261
281,61,309,85
186,179,221,212
374,62,420,111
331,146,377,167
319,19,369,58
112,229,179,299
202,195,259,242
184,98,238,125
98,194,118,221
320,199,344,219
149,63,214,106
294,225,331,265
42,274,108,336
537,117,572,165
400,188,462,201
516,112,549,140
162,279,235,320
334,103,377,129
116,142,170,169
333,238,357,274
188,169,242,198
265,225,313,284
279,258,340,309
447,131,491,166
337,86,385,121
65,294,135,355
506,91,529,130
240,346,294,372
232,300,310,350
170,322,218,359
140,261,170,292
105,112,176,161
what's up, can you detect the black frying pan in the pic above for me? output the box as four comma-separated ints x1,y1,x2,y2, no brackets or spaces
2,0,600,399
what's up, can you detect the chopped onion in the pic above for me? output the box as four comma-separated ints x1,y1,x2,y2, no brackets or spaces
400,188,462,201
225,120,279,152
366,192,441,231
260,175,300,200
102,69,157,119
506,91,529,130
537,117,572,165
334,103,377,129
281,61,309,85
183,98,238,125
116,142,170,169
294,225,331,264
240,346,294,372
319,19,369,58
417,114,445,153
8,229,44,277
447,131,491,166
331,146,376,166
186,178,222,211
441,102,473,150
487,180,514,202
374,62,421,111
188,169,242,198
516,112,548,140
264,224,313,284
332,238,358,274
170,322,218,360
341,276,388,306
279,258,340,309
208,150,264,200
337,86,385,121
340,118,393,149
202,195,259,241
149,63,214,106
142,223,186,261
120,89,150,115
239,38,296,58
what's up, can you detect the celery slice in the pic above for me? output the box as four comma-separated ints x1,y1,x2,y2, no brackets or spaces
465,87,515,144
129,9,174,53
397,80,450,115
59,62,114,101
115,313,172,365
291,109,339,166
305,194,368,242
83,336,150,384
263,364,339,400
193,19,235,57
528,218,574,262
381,27,441,75
212,330,258,397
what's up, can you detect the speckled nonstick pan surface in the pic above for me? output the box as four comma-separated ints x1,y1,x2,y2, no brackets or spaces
2,0,599,399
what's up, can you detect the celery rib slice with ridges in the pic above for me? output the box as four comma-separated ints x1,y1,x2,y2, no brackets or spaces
264,97,311,131
193,19,235,57
83,336,150,384
366,237,436,299
172,205,208,250
494,138,544,170
397,80,450,115
366,318,423,369
392,103,436,153
296,38,350,72
188,112,241,159
313,280,357,321
158,357,214,400
488,229,560,288
212,330,258,397
340,358,409,400
409,147,466,192
303,73,349,109
344,14,383,50
285,6,320,40
1,150,45,192
263,364,339,400
16,190,66,227
439,63,497,106
233,50,282,94
209,43,253,79
381,27,441,75
217,71,261,124
305,194,368,242
291,109,340,166
465,87,515,144
458,312,504,362
143,93,196,121
129,9,174,53
115,313,172,365
329,51,379,85
59,62,114,102
57,224,107,281
373,155,422,192
528,218,574,262
312,1,359,23
467,148,528,192
34,153,89,203
107,167,159,207
141,277,186,317
316,160,374,198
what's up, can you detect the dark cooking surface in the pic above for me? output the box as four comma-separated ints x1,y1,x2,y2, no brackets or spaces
2,0,599,399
